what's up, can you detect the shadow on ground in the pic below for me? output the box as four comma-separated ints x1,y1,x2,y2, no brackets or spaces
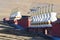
0,21,53,40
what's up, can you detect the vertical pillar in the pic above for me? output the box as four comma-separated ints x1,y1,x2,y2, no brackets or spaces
45,28,48,35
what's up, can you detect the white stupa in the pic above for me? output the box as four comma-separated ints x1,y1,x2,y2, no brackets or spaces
32,12,57,23
50,12,57,22
10,11,22,20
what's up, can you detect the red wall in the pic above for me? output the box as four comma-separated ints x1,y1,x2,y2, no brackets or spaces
14,16,60,37
51,19,60,37
18,17,29,28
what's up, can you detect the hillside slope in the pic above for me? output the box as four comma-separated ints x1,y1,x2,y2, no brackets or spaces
0,0,60,20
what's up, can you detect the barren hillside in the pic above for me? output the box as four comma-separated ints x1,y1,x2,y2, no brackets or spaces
0,0,60,20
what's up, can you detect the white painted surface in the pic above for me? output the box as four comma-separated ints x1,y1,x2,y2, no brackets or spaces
10,11,22,20
29,24,52,27
50,12,57,22
32,12,57,22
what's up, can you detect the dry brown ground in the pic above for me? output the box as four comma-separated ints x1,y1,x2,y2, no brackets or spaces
0,0,60,20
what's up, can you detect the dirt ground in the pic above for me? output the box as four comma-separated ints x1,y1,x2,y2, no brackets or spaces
0,0,60,21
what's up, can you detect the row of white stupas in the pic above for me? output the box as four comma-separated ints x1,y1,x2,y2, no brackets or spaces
31,12,57,23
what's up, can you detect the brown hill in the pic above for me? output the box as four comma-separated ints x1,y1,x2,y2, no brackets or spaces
0,0,60,20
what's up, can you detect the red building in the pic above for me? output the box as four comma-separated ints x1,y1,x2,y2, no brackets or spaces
51,18,60,37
